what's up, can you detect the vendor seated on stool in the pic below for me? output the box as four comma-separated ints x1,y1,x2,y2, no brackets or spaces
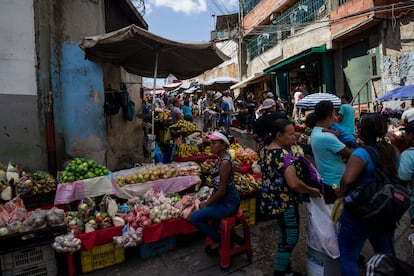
189,131,240,254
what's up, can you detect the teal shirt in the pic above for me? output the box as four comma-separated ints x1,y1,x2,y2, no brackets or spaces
310,127,346,186
338,104,355,134
182,105,192,116
398,148,414,182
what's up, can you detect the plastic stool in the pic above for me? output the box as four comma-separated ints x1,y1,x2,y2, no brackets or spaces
206,209,253,269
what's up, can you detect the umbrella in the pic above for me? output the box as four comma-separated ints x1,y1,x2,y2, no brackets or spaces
200,77,239,91
80,25,229,164
163,82,182,91
376,84,414,101
79,24,229,80
296,93,341,110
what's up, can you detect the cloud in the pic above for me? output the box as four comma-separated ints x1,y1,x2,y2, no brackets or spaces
147,0,207,15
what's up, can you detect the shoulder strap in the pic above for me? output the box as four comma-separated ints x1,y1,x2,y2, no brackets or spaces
364,146,383,169
282,149,293,171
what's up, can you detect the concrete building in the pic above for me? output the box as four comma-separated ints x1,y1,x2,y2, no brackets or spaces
0,0,148,173
233,0,414,114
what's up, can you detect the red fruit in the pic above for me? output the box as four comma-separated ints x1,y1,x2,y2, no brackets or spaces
96,217,104,223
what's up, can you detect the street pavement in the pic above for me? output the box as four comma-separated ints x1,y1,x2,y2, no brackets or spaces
80,118,414,275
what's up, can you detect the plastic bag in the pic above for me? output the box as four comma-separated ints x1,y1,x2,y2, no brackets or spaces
154,141,163,164
307,196,340,259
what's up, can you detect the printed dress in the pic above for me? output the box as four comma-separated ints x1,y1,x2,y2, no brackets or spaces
259,148,301,215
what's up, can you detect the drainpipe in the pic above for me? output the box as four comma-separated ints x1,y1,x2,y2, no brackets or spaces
35,0,57,175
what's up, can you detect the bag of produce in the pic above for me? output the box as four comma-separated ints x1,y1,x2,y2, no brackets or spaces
23,209,48,230
46,207,66,226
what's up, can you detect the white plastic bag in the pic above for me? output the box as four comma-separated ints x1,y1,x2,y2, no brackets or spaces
307,196,340,259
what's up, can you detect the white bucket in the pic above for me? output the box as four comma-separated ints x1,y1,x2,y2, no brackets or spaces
307,246,341,276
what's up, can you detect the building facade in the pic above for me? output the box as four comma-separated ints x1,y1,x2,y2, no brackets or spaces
237,0,414,113
0,0,148,172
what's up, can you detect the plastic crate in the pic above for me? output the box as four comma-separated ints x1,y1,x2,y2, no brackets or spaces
0,225,67,254
0,244,57,276
139,236,176,259
240,197,256,226
80,242,125,273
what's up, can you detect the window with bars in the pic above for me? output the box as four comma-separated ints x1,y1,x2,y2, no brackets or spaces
246,0,328,60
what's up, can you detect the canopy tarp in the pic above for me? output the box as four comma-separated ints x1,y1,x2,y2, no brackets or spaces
376,84,414,101
200,77,239,91
79,24,230,80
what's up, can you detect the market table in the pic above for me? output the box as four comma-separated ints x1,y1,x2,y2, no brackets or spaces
66,218,198,275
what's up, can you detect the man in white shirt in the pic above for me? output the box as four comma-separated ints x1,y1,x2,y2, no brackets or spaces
401,99,414,126
222,90,235,130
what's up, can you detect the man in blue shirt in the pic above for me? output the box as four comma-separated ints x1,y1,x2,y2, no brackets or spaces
214,92,230,131
338,95,355,135
310,101,354,203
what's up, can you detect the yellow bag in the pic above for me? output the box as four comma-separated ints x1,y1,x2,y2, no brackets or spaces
331,197,344,224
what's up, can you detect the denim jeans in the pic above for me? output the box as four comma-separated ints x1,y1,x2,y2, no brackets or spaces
338,208,395,276
189,186,240,243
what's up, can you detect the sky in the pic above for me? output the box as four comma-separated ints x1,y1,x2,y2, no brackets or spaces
135,0,239,87
142,0,238,42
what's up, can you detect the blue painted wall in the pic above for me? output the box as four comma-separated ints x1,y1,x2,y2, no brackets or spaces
52,42,106,161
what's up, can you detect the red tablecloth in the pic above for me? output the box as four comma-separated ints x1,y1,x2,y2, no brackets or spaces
143,217,197,243
68,219,197,275
76,226,123,250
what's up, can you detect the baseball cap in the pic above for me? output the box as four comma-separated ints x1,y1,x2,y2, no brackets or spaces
403,121,414,134
207,131,230,145
259,99,276,111
266,92,274,98
214,92,223,101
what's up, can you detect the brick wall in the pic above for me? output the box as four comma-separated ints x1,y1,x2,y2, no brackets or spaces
330,0,373,36
243,0,293,35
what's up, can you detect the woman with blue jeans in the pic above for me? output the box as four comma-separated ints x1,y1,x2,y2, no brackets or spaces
189,131,240,252
337,113,398,275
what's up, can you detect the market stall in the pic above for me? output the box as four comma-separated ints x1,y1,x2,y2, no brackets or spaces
0,131,263,275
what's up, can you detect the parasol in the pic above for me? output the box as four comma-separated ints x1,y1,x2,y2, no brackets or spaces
376,84,414,101
200,77,239,91
79,24,229,81
80,24,229,163
296,93,341,110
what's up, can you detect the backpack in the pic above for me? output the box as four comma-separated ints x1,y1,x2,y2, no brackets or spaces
103,91,121,115
344,146,410,234
284,149,321,189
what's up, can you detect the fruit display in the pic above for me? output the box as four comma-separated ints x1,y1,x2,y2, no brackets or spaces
202,146,213,155
200,159,217,173
174,145,200,158
169,119,199,133
156,111,171,121
113,162,200,187
228,143,243,159
59,157,110,183
24,171,57,195
234,172,262,193
235,148,259,164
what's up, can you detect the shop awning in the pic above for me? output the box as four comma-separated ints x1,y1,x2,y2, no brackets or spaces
264,45,327,73
230,73,269,90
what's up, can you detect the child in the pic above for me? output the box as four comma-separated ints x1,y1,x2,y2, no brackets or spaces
305,112,357,148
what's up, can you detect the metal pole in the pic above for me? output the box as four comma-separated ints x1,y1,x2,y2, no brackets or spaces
151,50,159,164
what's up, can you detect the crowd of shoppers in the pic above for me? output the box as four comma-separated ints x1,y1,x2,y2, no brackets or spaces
146,87,414,275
